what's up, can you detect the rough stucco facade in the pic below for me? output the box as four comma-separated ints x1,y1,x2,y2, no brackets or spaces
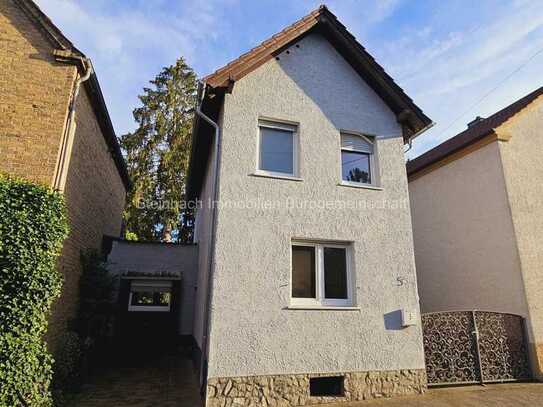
196,33,426,405
409,142,528,317
408,94,543,379
498,96,543,377
0,0,127,355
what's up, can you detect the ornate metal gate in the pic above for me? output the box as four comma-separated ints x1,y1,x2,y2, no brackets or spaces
422,311,531,385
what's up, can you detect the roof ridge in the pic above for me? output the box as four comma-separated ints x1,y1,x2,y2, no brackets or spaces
204,6,324,82
481,85,543,124
16,0,83,55
201,4,430,138
12,0,131,189
407,86,543,176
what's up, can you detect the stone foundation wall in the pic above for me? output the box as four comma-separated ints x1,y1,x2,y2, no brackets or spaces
206,369,426,407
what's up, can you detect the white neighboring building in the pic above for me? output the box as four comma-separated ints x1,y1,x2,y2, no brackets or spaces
187,6,433,406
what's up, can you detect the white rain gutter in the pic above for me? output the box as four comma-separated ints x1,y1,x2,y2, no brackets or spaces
404,121,435,154
53,56,93,191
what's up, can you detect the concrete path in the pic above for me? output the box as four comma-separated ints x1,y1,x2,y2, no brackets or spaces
327,383,543,407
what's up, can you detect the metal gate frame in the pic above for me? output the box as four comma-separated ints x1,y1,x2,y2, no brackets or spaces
422,310,531,386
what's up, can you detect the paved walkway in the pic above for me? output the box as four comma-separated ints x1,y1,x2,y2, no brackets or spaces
327,383,543,407
73,354,201,407
74,359,542,407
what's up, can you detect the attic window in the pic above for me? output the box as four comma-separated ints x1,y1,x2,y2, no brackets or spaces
309,376,344,397
341,133,375,186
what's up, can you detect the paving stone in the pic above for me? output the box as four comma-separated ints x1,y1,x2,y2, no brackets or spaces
73,355,202,407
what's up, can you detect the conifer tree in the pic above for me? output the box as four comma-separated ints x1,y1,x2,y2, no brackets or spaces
120,57,197,241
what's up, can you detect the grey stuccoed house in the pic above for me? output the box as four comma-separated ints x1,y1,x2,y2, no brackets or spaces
186,5,433,406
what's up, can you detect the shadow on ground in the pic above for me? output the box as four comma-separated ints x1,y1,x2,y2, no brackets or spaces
73,345,202,407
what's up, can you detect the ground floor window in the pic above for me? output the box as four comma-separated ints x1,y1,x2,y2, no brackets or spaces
291,241,353,307
128,280,172,312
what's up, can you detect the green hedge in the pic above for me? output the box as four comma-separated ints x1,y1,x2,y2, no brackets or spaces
0,175,69,406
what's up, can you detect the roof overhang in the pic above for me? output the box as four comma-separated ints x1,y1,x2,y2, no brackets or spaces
407,86,543,180
185,84,225,202
187,5,433,201
203,5,432,142
17,0,131,190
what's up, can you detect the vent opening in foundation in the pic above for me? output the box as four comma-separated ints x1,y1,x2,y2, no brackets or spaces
309,376,344,397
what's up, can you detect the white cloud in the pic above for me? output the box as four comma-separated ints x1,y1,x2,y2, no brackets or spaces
369,0,403,23
32,0,543,152
34,0,230,134
376,1,543,158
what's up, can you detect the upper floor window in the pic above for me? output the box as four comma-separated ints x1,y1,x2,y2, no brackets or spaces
258,120,298,177
340,133,375,185
291,241,353,308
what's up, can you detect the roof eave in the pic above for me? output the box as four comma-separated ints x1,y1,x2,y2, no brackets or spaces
17,0,131,190
203,7,431,140
53,51,131,190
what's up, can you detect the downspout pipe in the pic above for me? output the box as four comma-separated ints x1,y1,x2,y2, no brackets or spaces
194,82,221,390
53,56,93,191
404,121,435,154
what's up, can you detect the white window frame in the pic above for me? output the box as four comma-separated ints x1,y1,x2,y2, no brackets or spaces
291,241,354,308
256,119,299,178
128,280,172,312
339,132,377,187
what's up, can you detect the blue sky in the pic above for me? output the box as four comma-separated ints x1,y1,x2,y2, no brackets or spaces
35,0,543,158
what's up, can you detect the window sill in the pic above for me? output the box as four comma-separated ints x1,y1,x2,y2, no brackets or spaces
286,305,361,311
338,181,383,191
250,172,303,182
128,307,171,312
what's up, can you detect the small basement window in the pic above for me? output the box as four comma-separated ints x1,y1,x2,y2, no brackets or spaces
310,376,344,397
128,280,172,312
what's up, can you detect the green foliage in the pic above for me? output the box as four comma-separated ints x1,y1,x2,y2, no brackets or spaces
53,252,115,405
121,57,197,242
0,174,69,406
77,250,115,342
124,230,139,241
52,332,82,393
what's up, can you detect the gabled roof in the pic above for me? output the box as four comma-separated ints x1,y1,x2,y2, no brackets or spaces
15,0,130,189
203,5,431,139
187,5,432,201
407,86,543,178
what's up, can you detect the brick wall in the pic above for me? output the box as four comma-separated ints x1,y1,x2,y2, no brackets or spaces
1,0,127,354
47,86,127,353
0,0,76,185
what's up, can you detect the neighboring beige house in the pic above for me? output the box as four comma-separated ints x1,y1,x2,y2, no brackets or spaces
187,6,432,406
407,87,543,380
0,0,128,354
